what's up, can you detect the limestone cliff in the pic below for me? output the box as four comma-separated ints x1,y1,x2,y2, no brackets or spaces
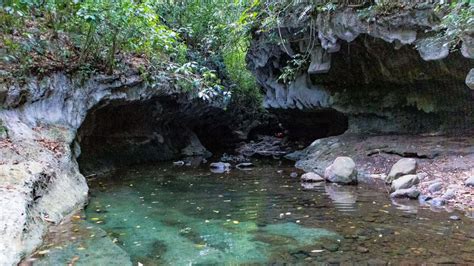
247,5,473,133
0,70,230,264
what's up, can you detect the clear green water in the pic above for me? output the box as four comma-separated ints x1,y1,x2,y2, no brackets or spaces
29,162,474,265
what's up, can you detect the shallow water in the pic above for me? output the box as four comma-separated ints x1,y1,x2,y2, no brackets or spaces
29,162,474,265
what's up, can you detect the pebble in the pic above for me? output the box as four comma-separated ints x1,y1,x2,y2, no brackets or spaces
449,215,460,221
356,246,369,253
290,172,298,178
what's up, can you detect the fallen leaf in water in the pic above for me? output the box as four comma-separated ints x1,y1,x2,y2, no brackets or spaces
311,250,324,253
90,217,100,221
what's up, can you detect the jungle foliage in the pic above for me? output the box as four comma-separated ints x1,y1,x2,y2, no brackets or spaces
0,0,260,105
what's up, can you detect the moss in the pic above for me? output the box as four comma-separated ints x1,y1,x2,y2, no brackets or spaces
0,119,8,139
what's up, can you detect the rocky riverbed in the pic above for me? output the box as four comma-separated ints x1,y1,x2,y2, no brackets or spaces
288,134,474,214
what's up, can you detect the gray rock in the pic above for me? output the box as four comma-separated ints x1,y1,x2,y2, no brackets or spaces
390,187,420,199
290,172,298,178
417,37,450,61
181,132,212,158
324,156,357,184
308,47,331,74
391,174,420,191
461,36,474,59
428,182,443,193
441,188,456,200
466,69,474,90
209,162,231,173
465,176,474,187
301,172,324,182
386,158,417,183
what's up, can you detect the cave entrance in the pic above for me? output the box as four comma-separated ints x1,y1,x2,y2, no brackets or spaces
75,96,240,175
249,109,348,146
76,97,204,174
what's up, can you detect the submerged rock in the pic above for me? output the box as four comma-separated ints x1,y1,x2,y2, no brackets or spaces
391,174,419,191
390,187,420,199
324,156,357,184
386,158,417,183
301,172,324,182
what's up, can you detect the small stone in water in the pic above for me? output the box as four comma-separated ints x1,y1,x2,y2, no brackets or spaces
290,172,298,178
449,215,460,220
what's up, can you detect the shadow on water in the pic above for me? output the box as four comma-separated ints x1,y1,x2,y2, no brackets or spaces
28,161,474,265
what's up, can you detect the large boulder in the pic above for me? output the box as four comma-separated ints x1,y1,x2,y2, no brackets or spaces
301,172,324,182
391,174,420,191
324,157,357,184
386,158,417,183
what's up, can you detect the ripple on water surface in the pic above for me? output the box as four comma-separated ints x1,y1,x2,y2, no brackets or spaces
28,162,474,265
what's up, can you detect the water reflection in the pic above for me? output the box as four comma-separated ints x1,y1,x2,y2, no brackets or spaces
324,184,357,212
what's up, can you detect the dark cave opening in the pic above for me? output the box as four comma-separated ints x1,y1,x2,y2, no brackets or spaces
249,109,349,146
76,97,189,174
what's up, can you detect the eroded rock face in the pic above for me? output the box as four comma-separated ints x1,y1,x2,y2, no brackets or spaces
247,6,474,134
0,71,232,265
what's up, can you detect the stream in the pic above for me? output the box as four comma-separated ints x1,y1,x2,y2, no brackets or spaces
27,161,474,265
